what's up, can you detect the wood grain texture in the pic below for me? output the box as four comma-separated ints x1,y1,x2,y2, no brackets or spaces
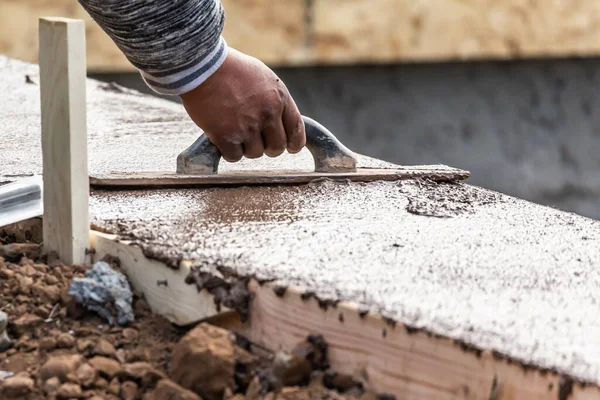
39,17,90,264
89,232,600,399
4,0,600,71
89,167,470,188
312,0,600,63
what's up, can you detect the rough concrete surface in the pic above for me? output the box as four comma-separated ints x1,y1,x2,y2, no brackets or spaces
89,180,600,385
93,57,600,220
3,56,600,384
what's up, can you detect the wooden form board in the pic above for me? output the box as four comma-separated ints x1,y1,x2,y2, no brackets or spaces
89,231,600,399
4,0,600,72
89,167,471,189
39,17,90,265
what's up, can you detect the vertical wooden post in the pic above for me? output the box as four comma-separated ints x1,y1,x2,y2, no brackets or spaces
39,17,89,265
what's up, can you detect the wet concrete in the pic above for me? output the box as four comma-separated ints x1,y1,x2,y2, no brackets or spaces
3,56,600,385
95,60,600,220
89,179,600,384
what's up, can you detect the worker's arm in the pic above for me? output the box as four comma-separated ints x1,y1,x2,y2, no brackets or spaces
78,0,305,161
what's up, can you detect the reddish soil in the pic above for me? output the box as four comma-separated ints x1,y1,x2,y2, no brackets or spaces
0,238,377,400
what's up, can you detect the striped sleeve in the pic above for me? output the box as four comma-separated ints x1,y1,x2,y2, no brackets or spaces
78,0,228,96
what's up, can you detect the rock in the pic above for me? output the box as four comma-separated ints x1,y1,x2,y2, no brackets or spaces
0,267,14,279
19,264,37,277
122,328,138,343
127,347,149,363
76,339,95,353
120,362,164,384
269,352,312,388
75,363,96,388
18,257,34,266
33,263,49,273
17,275,33,295
121,380,138,400
14,335,37,352
89,356,121,379
116,349,128,364
0,243,41,262
39,337,57,351
56,382,83,399
32,283,61,303
323,369,360,393
44,376,61,393
72,264,91,273
1,375,34,398
93,339,116,358
45,275,59,285
56,332,76,348
108,377,120,396
171,323,235,400
11,314,43,336
94,377,108,389
147,379,202,400
40,355,83,381
68,261,134,326
264,387,315,400
263,336,329,391
0,311,12,352
244,376,261,400
234,346,260,390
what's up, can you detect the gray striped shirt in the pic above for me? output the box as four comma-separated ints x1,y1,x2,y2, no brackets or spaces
78,0,227,95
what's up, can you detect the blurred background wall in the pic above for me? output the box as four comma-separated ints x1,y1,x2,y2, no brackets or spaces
1,0,599,219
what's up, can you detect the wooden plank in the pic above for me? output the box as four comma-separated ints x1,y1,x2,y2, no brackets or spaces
89,167,470,189
91,232,228,325
88,231,600,398
39,17,90,265
4,0,600,72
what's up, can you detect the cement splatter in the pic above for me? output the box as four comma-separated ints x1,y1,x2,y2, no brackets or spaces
400,179,504,218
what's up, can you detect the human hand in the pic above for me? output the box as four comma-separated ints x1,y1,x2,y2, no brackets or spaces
179,48,306,162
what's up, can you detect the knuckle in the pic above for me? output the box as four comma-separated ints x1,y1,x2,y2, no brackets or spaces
247,121,261,136
277,86,288,100
292,119,304,136
261,105,278,121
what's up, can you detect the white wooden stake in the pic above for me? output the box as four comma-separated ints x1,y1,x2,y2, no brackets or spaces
39,17,89,265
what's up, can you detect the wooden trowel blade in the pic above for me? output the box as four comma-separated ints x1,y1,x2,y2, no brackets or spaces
89,167,470,189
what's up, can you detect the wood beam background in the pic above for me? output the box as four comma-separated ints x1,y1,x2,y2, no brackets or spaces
2,0,600,71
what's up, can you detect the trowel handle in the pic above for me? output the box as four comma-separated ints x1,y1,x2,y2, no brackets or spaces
176,116,357,175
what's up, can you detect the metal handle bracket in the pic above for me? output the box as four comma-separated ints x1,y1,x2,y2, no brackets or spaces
176,116,357,175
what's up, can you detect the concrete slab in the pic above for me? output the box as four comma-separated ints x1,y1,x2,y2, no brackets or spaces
3,56,600,387
89,181,600,385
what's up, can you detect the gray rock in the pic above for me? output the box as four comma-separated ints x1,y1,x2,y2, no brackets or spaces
0,310,11,352
68,261,134,326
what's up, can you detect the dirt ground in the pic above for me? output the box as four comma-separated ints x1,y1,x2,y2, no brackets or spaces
0,233,382,400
